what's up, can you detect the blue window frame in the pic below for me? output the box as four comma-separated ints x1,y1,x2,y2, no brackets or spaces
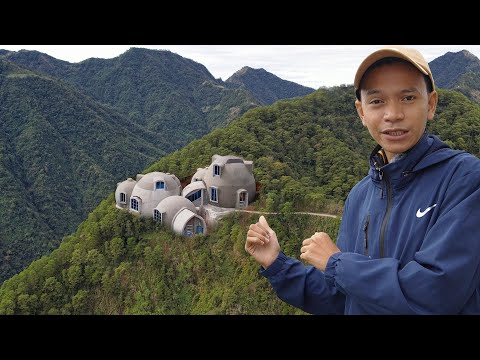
187,190,202,202
131,198,139,212
153,209,162,223
155,181,165,190
210,187,218,203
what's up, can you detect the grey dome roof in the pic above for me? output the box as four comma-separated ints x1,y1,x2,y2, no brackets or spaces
191,167,207,182
182,181,206,196
116,178,137,194
203,160,255,187
155,196,197,226
135,172,181,191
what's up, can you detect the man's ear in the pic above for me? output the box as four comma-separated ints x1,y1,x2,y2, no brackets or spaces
427,90,438,121
355,100,366,126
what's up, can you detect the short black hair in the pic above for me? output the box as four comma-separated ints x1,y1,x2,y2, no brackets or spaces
356,57,434,101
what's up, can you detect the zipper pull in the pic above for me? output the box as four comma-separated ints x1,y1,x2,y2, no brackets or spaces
378,169,383,181
363,215,370,256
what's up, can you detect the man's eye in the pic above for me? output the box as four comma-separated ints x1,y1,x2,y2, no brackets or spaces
369,99,382,105
403,95,415,101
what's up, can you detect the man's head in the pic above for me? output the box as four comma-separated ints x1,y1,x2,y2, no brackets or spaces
354,46,435,101
354,46,438,162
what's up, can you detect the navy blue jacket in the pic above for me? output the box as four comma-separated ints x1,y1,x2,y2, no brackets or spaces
261,133,480,314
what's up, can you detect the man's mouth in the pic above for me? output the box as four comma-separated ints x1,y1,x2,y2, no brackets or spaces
382,130,408,136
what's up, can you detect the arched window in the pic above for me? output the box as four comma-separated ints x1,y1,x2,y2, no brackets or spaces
153,209,162,223
131,198,140,212
187,190,202,202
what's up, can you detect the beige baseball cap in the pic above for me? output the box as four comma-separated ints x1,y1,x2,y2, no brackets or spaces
354,46,435,99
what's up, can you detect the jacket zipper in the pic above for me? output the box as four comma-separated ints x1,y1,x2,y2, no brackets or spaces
363,215,370,256
379,171,392,258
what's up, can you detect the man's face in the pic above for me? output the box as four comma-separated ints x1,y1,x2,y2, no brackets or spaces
355,61,438,162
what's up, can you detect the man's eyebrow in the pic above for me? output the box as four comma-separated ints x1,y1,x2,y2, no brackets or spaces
401,87,420,93
365,89,381,96
364,87,420,96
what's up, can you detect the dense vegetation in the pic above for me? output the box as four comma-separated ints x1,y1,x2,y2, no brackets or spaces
3,48,261,138
226,66,315,105
0,48,332,284
0,195,340,315
1,84,478,314
145,86,373,214
0,59,164,282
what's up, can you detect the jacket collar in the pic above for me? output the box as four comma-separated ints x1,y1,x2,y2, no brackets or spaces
368,133,462,185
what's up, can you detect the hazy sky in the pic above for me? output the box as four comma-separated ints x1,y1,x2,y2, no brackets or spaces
1,45,479,89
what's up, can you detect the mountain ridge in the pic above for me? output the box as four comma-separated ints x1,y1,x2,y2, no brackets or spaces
1,85,479,314
430,49,480,103
0,57,165,282
0,47,320,283
226,65,315,105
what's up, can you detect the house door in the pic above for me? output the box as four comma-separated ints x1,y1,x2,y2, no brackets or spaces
194,218,204,234
238,191,247,207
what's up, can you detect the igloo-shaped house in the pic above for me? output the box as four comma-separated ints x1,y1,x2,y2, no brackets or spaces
201,154,255,208
120,172,182,216
115,178,137,210
154,196,207,236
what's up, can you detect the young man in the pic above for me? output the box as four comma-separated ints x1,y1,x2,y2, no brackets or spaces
245,46,480,314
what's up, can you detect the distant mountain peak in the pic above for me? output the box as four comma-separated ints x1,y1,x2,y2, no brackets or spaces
121,47,172,56
458,49,476,58
230,66,269,79
430,49,480,90
226,66,315,105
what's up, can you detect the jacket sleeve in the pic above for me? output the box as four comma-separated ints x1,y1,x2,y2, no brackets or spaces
259,199,351,315
260,253,345,314
324,166,480,314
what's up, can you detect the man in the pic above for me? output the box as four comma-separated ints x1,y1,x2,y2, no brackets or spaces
245,46,480,314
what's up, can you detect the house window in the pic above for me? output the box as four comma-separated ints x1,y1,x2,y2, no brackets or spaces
120,192,127,204
155,181,166,190
213,165,221,177
187,190,202,202
239,192,247,206
210,187,218,203
153,209,162,223
131,198,140,212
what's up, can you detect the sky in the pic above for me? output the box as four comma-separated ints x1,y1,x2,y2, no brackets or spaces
1,45,480,89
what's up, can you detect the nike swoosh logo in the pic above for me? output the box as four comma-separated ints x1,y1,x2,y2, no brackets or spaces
416,204,437,218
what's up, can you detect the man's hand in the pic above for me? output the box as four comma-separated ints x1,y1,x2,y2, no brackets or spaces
300,232,340,271
245,216,280,269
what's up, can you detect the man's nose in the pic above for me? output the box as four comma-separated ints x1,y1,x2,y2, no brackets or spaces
383,102,404,122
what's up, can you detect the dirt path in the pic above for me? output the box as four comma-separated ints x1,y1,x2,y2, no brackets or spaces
235,209,338,219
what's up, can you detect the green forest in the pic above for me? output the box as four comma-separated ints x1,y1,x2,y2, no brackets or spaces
1,84,479,314
0,60,165,281
0,49,318,283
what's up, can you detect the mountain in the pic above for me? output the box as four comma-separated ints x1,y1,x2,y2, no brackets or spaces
2,85,478,314
0,47,317,284
3,48,262,137
0,58,164,282
226,66,315,105
430,50,480,103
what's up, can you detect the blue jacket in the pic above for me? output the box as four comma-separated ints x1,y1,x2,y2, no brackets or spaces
261,133,480,314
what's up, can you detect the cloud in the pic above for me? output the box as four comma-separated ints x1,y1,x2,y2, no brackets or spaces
2,45,480,89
